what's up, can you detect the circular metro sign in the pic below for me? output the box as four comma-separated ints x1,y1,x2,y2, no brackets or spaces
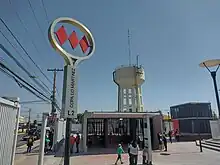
48,17,95,65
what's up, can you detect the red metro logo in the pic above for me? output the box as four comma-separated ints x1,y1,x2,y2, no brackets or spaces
55,26,89,53
48,17,95,65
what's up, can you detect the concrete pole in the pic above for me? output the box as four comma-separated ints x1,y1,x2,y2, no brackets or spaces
11,102,20,165
146,116,153,164
28,108,31,130
82,115,88,152
47,68,63,115
38,113,48,165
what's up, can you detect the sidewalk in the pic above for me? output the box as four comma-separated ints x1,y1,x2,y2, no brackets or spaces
152,142,220,165
15,140,40,165
14,142,220,165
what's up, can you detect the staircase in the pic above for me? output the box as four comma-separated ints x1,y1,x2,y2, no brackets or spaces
196,139,220,152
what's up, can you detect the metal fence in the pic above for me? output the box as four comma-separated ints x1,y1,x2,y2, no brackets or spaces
0,97,19,165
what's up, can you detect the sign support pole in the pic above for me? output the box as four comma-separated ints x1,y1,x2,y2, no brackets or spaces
64,118,71,165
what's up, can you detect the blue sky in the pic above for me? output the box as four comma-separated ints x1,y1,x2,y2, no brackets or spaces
1,0,220,119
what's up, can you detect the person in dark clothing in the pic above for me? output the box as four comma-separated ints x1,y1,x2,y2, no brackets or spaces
27,136,34,153
175,129,180,142
48,130,54,151
168,130,172,143
162,133,167,152
157,132,162,150
75,133,80,153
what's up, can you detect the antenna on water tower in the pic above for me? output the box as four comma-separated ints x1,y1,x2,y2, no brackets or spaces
136,55,139,67
128,29,132,66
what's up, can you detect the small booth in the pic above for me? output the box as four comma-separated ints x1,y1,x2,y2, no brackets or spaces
81,111,163,153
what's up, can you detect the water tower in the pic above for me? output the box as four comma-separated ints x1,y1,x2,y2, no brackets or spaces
113,64,145,112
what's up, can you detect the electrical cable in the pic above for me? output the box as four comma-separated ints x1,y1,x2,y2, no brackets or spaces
0,61,61,111
0,18,53,85
27,0,47,41
3,2,61,97
0,61,51,101
0,42,51,96
0,66,48,102
0,32,50,93
8,0,51,80
40,0,50,24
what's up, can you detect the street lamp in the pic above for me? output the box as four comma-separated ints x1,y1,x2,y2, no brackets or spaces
199,59,220,118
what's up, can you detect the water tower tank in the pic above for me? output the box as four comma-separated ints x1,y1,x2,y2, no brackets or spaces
113,65,145,112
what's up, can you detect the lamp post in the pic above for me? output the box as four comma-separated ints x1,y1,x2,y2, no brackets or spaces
199,59,220,118
196,112,203,152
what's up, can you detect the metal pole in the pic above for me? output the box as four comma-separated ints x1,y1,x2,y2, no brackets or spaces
146,116,152,165
64,118,71,165
38,113,48,165
11,102,20,165
52,70,57,114
211,71,220,118
167,112,171,131
197,112,203,152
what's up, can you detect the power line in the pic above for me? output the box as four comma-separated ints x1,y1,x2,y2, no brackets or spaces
8,0,51,79
0,29,32,71
0,18,52,84
20,100,48,104
40,0,50,24
0,61,61,112
27,0,47,40
0,61,51,101
0,41,51,96
0,66,48,102
6,1,61,98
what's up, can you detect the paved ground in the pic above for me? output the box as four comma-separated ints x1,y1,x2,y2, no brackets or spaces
16,134,27,147
15,140,40,165
14,142,220,165
153,142,220,165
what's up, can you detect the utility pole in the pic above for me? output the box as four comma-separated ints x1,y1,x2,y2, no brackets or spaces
47,68,63,115
28,108,31,130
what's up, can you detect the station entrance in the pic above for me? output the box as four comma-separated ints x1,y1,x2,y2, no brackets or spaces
83,112,162,150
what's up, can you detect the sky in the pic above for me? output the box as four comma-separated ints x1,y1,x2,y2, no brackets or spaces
1,0,220,120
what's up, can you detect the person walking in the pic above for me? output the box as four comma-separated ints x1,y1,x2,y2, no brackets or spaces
70,134,75,154
157,132,162,151
44,135,50,153
48,130,54,151
162,132,168,152
27,136,34,153
129,141,139,165
142,146,149,165
115,144,124,164
75,133,80,153
175,129,180,142
168,130,172,143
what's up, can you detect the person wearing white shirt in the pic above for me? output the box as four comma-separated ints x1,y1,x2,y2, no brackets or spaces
128,141,139,165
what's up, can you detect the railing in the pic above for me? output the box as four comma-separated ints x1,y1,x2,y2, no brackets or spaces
114,64,144,71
